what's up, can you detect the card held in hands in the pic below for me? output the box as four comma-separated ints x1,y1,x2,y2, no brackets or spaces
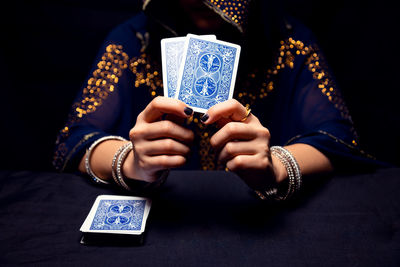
80,195,152,245
161,35,217,98
176,34,241,113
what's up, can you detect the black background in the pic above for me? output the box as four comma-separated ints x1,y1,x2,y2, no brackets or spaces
1,0,398,171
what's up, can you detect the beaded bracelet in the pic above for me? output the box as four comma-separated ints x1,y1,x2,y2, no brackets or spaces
255,146,302,201
111,141,132,187
115,142,134,191
111,142,169,192
85,135,127,185
272,146,302,192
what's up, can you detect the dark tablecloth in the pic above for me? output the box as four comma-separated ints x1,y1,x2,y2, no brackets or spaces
0,169,399,266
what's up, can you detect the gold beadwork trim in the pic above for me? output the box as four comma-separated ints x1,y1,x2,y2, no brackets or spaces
53,44,129,170
285,130,375,160
53,132,100,172
72,44,129,120
54,37,361,171
129,52,162,98
203,0,250,33
236,37,358,140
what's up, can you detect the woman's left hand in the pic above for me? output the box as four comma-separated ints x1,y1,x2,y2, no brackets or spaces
201,99,284,190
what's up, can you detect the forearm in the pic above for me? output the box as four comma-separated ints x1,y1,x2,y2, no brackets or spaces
272,143,333,183
78,140,129,181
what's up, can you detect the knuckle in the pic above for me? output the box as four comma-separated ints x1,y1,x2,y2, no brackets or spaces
259,142,269,153
160,121,173,133
129,129,135,140
258,127,271,139
129,128,138,140
260,156,270,168
225,123,238,135
183,146,190,155
232,156,245,169
209,136,218,148
232,99,242,109
137,110,145,121
150,96,163,109
129,126,144,141
164,139,175,151
225,142,235,156
158,155,170,168
175,156,186,166
186,130,195,142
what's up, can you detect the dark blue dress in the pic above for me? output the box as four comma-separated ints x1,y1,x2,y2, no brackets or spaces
52,11,382,174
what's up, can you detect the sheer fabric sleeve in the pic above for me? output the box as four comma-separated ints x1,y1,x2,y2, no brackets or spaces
265,23,388,171
52,13,149,172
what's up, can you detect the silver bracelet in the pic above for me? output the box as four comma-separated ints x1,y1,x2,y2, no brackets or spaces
111,141,132,187
272,146,302,192
255,146,302,201
113,142,170,192
85,135,127,184
115,142,134,191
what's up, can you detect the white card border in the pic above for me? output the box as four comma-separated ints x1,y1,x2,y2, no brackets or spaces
161,35,217,99
80,195,152,235
175,34,241,113
161,36,187,98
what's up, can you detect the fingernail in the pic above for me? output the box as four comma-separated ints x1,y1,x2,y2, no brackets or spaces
184,107,193,116
200,113,209,122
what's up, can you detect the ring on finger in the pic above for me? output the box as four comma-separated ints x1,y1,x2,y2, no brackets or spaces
240,106,252,122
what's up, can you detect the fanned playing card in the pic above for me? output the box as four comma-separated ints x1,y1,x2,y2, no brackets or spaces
161,35,217,98
80,195,152,245
175,34,241,113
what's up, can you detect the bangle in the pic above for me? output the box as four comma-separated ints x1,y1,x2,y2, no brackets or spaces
115,142,134,191
112,142,169,192
255,146,302,201
273,146,302,192
111,141,132,187
85,135,127,184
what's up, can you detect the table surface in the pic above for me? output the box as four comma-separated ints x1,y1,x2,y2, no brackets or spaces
0,168,399,266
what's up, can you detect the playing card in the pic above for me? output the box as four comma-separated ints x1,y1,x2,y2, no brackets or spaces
80,195,151,235
161,37,186,98
175,34,241,113
161,35,216,98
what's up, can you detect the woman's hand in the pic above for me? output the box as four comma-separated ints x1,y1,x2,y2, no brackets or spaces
201,99,287,190
124,97,194,183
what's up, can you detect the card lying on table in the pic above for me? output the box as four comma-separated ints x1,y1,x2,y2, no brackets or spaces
161,34,241,113
80,195,152,246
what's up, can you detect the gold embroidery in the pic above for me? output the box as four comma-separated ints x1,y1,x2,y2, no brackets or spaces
236,37,357,141
205,0,250,32
54,37,360,171
53,44,129,170
52,142,68,171
73,44,129,119
129,52,162,98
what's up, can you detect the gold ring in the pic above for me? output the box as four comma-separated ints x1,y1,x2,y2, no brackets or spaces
240,107,252,122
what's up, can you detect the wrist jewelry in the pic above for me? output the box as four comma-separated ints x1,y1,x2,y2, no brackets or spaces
255,146,302,201
112,141,169,192
115,142,135,191
111,141,132,187
85,135,127,184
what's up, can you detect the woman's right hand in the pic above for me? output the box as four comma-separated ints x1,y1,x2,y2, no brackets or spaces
123,96,194,183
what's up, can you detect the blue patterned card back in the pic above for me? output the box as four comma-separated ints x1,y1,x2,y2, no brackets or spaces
176,35,241,113
90,199,145,231
161,37,186,98
161,35,217,98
